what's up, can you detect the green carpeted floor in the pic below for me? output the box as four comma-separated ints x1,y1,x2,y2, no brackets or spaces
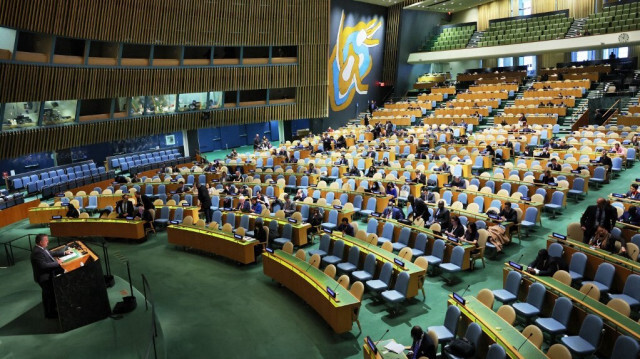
0,141,637,359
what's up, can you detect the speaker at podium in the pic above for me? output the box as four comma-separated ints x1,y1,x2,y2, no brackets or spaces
52,241,111,332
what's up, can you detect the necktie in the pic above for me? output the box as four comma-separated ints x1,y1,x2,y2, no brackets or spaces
412,339,421,359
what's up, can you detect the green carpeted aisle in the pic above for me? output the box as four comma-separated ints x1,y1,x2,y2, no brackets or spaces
0,143,636,359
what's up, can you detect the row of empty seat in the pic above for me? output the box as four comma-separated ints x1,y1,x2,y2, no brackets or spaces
109,148,182,171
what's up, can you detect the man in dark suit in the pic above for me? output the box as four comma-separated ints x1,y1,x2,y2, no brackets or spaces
364,149,376,158
176,183,190,194
429,200,451,231
115,194,135,218
420,187,436,204
415,151,427,160
413,170,426,185
237,195,252,213
406,326,436,359
580,198,617,243
547,158,562,171
382,201,405,220
337,218,355,236
599,150,612,174
30,234,72,318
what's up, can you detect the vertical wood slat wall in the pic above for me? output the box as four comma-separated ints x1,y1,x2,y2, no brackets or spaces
382,0,422,86
0,0,330,160
0,64,305,103
0,0,327,46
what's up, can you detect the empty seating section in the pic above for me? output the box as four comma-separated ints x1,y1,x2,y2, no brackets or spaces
0,192,25,210
479,12,572,47
422,24,475,52
108,148,183,173
585,1,640,35
6,161,111,195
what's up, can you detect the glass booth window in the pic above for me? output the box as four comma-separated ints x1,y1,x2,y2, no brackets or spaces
145,94,176,114
208,92,223,109
130,96,145,116
2,102,40,130
42,100,77,126
178,92,206,111
498,57,514,67
603,47,628,59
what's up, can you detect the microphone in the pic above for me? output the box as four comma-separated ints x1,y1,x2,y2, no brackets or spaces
332,276,344,295
305,257,315,272
516,254,524,265
516,332,533,352
460,284,471,298
582,285,593,301
375,329,390,344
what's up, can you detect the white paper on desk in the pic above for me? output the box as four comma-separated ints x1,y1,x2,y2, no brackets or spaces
60,252,79,262
384,342,405,354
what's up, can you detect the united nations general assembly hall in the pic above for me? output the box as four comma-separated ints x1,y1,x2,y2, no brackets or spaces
1,0,640,358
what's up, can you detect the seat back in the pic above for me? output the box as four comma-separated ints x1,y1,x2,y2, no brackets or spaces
362,253,376,275
449,246,465,267
432,239,445,259
413,233,428,252
444,305,461,334
623,274,640,300
382,222,394,239
366,218,378,234
594,262,615,289
477,289,494,308
366,197,376,211
496,305,515,325
331,240,344,257
282,223,293,239
569,252,587,276
551,297,573,327
393,272,410,296
505,270,521,296
347,246,360,265
398,227,411,245
547,344,571,359
526,282,546,309
464,323,483,348
578,314,603,348
486,344,506,359
378,262,393,284
548,243,563,257
318,234,331,253
611,335,640,359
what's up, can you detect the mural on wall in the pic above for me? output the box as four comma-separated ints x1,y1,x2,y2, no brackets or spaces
329,10,383,112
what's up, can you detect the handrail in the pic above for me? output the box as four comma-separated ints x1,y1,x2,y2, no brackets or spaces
571,110,590,132
141,274,160,359
601,98,620,126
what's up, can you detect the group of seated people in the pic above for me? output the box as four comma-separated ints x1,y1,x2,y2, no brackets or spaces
579,196,640,257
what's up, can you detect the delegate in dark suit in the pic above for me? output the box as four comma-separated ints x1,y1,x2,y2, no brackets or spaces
382,206,405,220
580,200,617,243
115,196,135,218
408,327,437,359
430,206,451,231
420,191,436,204
30,234,67,318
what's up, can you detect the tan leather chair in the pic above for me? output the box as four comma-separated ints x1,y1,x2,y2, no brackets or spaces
476,288,494,308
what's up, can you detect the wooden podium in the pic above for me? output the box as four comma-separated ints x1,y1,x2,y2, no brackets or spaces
52,241,111,331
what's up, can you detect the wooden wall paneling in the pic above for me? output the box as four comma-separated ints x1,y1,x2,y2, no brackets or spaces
478,0,511,31
0,0,324,46
0,64,310,103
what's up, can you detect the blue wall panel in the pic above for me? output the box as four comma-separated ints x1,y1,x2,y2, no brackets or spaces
0,152,55,176
220,125,243,149
270,121,280,142
290,119,310,135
